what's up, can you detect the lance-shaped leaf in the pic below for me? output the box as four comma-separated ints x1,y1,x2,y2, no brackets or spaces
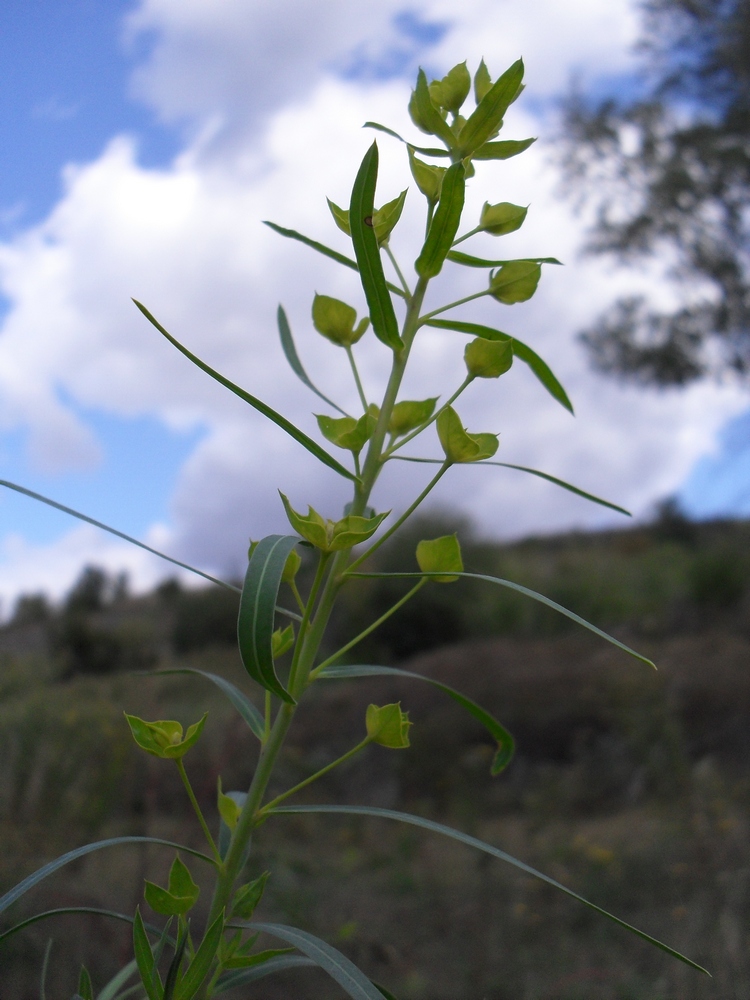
125,713,207,760
277,306,348,415
231,871,270,920
133,909,163,1000
174,911,224,1000
415,161,465,279
77,966,94,1000
409,69,456,148
474,59,493,103
0,479,240,593
346,570,655,668
366,703,412,748
489,261,541,303
248,923,387,1000
238,534,300,704
349,144,403,351
215,955,316,993
388,397,438,437
264,221,406,299
437,406,498,463
424,318,573,413
319,663,514,774
479,201,527,236
363,121,450,157
267,807,708,975
458,58,525,156
446,251,561,267
472,138,536,160
147,669,265,742
133,301,358,483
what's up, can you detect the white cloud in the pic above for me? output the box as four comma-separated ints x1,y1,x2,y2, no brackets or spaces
0,0,744,602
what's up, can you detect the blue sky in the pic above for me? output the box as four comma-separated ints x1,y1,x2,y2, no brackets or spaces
0,0,746,607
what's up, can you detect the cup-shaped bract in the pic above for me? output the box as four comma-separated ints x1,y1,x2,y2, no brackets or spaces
416,534,464,583
489,261,542,304
312,293,369,347
125,713,208,760
479,201,528,236
408,148,446,203
388,397,438,437
437,406,499,463
144,855,200,916
317,412,376,454
366,703,412,748
464,337,513,378
429,61,471,114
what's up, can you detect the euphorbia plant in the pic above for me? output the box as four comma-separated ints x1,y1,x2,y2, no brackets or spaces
0,57,709,997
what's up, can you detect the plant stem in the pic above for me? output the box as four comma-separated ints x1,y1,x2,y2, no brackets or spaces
311,579,427,676
385,375,474,456
451,225,481,246
419,290,489,324
345,346,369,411
176,759,222,866
290,580,306,615
257,738,371,818
385,244,412,298
345,462,451,574
263,691,272,744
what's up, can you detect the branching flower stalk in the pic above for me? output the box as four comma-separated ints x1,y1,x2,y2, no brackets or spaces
0,57,711,998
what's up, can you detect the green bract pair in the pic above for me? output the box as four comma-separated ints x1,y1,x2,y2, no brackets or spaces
0,56,708,999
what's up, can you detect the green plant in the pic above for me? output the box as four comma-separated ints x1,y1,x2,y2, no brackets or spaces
0,58,710,997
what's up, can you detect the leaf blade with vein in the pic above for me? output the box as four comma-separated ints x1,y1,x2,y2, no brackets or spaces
277,306,348,415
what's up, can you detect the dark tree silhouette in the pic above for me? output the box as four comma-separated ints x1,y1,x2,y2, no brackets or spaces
560,0,750,386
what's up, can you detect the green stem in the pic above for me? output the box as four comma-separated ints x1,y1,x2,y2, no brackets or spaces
310,579,427,677
452,225,482,246
176,759,222,866
264,691,272,744
345,461,451,574
286,552,330,694
290,580,306,615
257,738,371,818
385,244,412,298
385,375,474,456
345,346,369,412
419,290,489,324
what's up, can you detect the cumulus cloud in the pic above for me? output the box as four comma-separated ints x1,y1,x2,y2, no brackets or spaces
0,0,744,603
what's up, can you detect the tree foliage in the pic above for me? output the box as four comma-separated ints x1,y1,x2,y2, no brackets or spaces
561,0,750,386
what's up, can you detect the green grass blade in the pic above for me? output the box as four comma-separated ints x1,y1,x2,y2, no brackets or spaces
40,939,53,1000
349,144,403,352
214,956,315,993
346,572,654,669
445,251,562,267
248,923,386,1000
0,838,214,917
415,162,466,279
174,911,223,1000
263,222,406,298
277,306,349,416
133,300,358,483
318,664,514,773
457,59,524,156
97,959,139,1000
147,669,265,741
423,320,572,413
268,806,709,976
0,479,240,594
389,456,627,515
471,138,536,160
0,908,165,948
238,534,300,704
362,122,450,157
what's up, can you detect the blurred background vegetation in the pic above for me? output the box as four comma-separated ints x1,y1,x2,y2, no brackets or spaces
1,504,750,998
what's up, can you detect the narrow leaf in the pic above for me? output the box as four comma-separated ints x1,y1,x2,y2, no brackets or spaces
238,535,300,703
174,911,224,1000
268,806,709,976
248,923,385,1000
373,983,399,1000
40,939,53,1000
346,572,655,669
472,138,536,160
412,70,456,148
97,959,139,1000
214,955,315,993
277,306,348,415
349,144,403,351
133,301,358,483
0,838,214,917
150,669,265,741
389,456,629,516
415,162,466,279
163,922,188,1000
458,59,524,156
319,664,514,773
423,319,573,413
363,121,449,157
446,251,562,267
78,966,94,1000
0,480,239,594
263,222,406,298
0,908,163,947
133,910,162,1000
